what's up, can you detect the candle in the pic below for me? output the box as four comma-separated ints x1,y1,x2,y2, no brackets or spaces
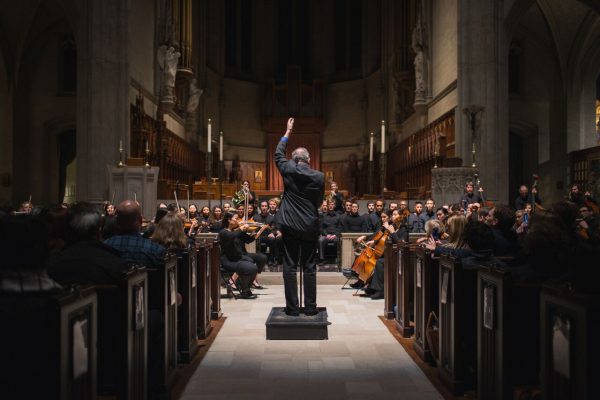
219,131,223,161
369,132,374,161
119,140,123,151
381,120,385,153
207,119,212,153
145,139,149,152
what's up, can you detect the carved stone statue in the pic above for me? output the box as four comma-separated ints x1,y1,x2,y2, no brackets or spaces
411,15,428,103
157,45,181,111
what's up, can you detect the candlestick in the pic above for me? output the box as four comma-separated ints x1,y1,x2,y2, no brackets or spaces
207,118,212,153
145,140,150,167
381,120,385,153
472,141,477,168
369,132,374,161
118,139,124,167
219,131,223,161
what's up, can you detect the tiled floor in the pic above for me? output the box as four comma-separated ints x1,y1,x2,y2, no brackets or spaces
180,276,443,400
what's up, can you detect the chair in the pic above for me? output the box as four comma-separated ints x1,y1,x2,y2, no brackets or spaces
323,240,338,262
219,266,240,299
341,268,359,289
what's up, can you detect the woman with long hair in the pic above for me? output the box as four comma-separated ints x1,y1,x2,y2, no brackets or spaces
151,211,188,250
425,214,470,257
209,205,224,232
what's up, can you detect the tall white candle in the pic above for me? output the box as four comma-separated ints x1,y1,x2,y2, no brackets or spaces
119,140,123,151
207,119,212,153
369,132,374,161
219,131,223,161
381,120,385,153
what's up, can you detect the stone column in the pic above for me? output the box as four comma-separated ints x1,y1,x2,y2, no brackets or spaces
457,0,509,203
76,0,130,203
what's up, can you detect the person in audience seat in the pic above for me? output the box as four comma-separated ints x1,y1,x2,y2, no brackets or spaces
142,207,168,239
318,200,342,264
218,212,266,298
578,204,599,243
342,202,368,232
487,205,520,257
436,206,448,225
408,201,426,233
47,202,128,285
358,210,408,298
104,200,166,268
424,213,470,257
151,211,190,250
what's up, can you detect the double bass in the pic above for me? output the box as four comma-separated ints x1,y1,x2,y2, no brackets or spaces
350,227,390,283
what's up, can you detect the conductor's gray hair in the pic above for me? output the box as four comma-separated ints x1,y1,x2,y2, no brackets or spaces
292,147,310,163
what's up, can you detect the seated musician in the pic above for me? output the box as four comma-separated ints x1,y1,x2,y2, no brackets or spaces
357,210,408,298
188,203,198,219
209,205,224,232
235,204,246,219
241,179,257,206
222,202,232,213
218,212,267,299
578,204,599,243
318,199,342,264
514,184,542,211
104,200,166,268
189,205,211,236
47,202,128,285
342,202,368,232
254,200,282,267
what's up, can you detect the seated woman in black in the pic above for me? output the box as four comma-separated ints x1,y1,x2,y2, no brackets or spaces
218,212,267,299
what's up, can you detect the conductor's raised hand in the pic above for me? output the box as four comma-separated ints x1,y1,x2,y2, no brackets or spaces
286,117,294,137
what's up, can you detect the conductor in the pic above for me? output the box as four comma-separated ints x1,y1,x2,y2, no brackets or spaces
275,118,325,316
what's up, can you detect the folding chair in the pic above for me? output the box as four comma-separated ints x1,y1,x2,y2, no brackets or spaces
219,267,241,299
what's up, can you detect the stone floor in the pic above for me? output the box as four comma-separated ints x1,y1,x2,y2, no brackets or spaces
179,273,443,400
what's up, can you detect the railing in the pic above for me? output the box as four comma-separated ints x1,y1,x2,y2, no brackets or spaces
130,94,203,194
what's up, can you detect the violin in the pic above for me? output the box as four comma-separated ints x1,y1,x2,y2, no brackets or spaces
351,226,390,283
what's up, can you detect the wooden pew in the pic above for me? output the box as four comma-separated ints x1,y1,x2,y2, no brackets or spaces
476,263,540,400
413,246,439,364
437,254,477,394
96,266,149,400
540,282,599,400
2,286,98,400
383,238,397,319
146,253,178,396
176,248,199,363
196,240,213,339
394,242,414,337
195,233,222,320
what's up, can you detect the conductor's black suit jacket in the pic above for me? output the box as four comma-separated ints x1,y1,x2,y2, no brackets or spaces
274,139,324,236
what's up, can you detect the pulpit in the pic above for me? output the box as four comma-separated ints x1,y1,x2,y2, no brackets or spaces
431,167,478,206
107,166,159,219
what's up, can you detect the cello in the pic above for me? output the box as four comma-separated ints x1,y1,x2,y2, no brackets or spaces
350,227,390,283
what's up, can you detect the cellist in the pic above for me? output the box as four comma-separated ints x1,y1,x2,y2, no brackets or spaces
352,210,408,298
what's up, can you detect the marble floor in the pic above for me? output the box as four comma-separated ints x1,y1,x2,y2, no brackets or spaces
180,274,443,400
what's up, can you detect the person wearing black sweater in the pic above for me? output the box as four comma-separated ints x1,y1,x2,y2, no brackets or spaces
342,202,368,232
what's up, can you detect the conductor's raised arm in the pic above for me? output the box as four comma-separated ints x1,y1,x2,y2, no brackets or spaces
275,118,294,172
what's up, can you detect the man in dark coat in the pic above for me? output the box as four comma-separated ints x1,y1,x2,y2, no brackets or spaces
275,117,325,316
